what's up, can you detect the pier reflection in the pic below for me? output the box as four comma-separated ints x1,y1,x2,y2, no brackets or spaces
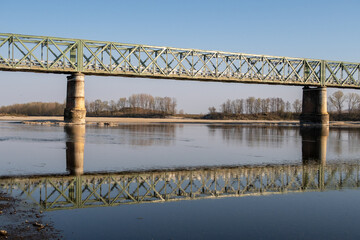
65,125,85,175
300,126,329,189
1,125,357,212
300,126,328,165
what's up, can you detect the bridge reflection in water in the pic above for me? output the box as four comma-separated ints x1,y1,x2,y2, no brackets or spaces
1,125,359,211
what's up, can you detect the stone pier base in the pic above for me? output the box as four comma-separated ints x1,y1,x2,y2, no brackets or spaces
300,87,329,126
64,73,86,124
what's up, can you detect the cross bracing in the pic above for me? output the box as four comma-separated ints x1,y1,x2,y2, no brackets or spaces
1,163,359,211
0,33,360,88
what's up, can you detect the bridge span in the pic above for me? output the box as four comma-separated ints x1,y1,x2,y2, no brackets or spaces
1,33,358,124
1,162,359,211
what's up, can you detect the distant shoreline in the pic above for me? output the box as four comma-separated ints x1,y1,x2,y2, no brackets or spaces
0,116,298,125
1,116,360,128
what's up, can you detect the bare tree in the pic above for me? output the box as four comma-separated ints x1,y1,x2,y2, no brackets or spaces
208,106,216,114
246,97,255,114
270,98,277,112
94,99,103,113
260,98,270,113
292,99,302,113
275,98,285,113
327,101,333,112
254,98,261,114
154,97,163,112
85,100,90,112
109,100,117,113
221,99,232,114
102,101,109,111
347,92,360,114
117,98,127,110
148,95,155,110
128,95,137,108
170,98,177,114
88,101,95,113
329,90,346,114
232,99,243,114
285,101,291,112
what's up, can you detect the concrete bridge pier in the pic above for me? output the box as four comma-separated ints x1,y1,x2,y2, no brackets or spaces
300,87,329,126
64,73,86,124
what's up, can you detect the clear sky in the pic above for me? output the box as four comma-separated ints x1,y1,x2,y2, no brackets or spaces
0,0,359,113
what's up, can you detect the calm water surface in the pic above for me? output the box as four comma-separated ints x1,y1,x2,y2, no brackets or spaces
1,122,360,239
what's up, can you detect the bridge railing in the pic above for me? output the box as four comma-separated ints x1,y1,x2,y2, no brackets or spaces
1,163,360,211
0,33,360,88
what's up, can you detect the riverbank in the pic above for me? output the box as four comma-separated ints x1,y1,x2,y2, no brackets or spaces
0,192,61,239
0,116,360,128
0,116,299,126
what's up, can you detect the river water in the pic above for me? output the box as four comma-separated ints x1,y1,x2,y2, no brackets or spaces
1,122,360,239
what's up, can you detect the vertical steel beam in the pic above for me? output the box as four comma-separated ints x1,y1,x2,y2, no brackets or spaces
320,60,326,86
304,60,310,80
77,40,83,72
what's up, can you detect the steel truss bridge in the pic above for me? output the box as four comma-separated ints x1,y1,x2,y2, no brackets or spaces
0,163,359,211
0,33,360,88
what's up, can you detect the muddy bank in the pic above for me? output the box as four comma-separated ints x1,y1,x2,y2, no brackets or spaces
0,192,61,240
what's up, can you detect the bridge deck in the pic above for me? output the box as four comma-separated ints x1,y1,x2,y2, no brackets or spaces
1,33,360,88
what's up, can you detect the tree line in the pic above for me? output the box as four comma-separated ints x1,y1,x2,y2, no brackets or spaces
1,91,360,120
86,93,177,116
209,97,302,115
328,91,360,114
0,94,177,117
205,90,360,120
0,102,65,116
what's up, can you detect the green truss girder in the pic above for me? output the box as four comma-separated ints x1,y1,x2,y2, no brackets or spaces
0,33,360,88
1,163,360,211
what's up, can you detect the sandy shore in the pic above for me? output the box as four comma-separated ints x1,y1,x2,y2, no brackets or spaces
0,116,359,128
0,116,299,125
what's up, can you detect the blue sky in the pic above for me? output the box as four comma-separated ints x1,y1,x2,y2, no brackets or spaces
1,0,359,113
